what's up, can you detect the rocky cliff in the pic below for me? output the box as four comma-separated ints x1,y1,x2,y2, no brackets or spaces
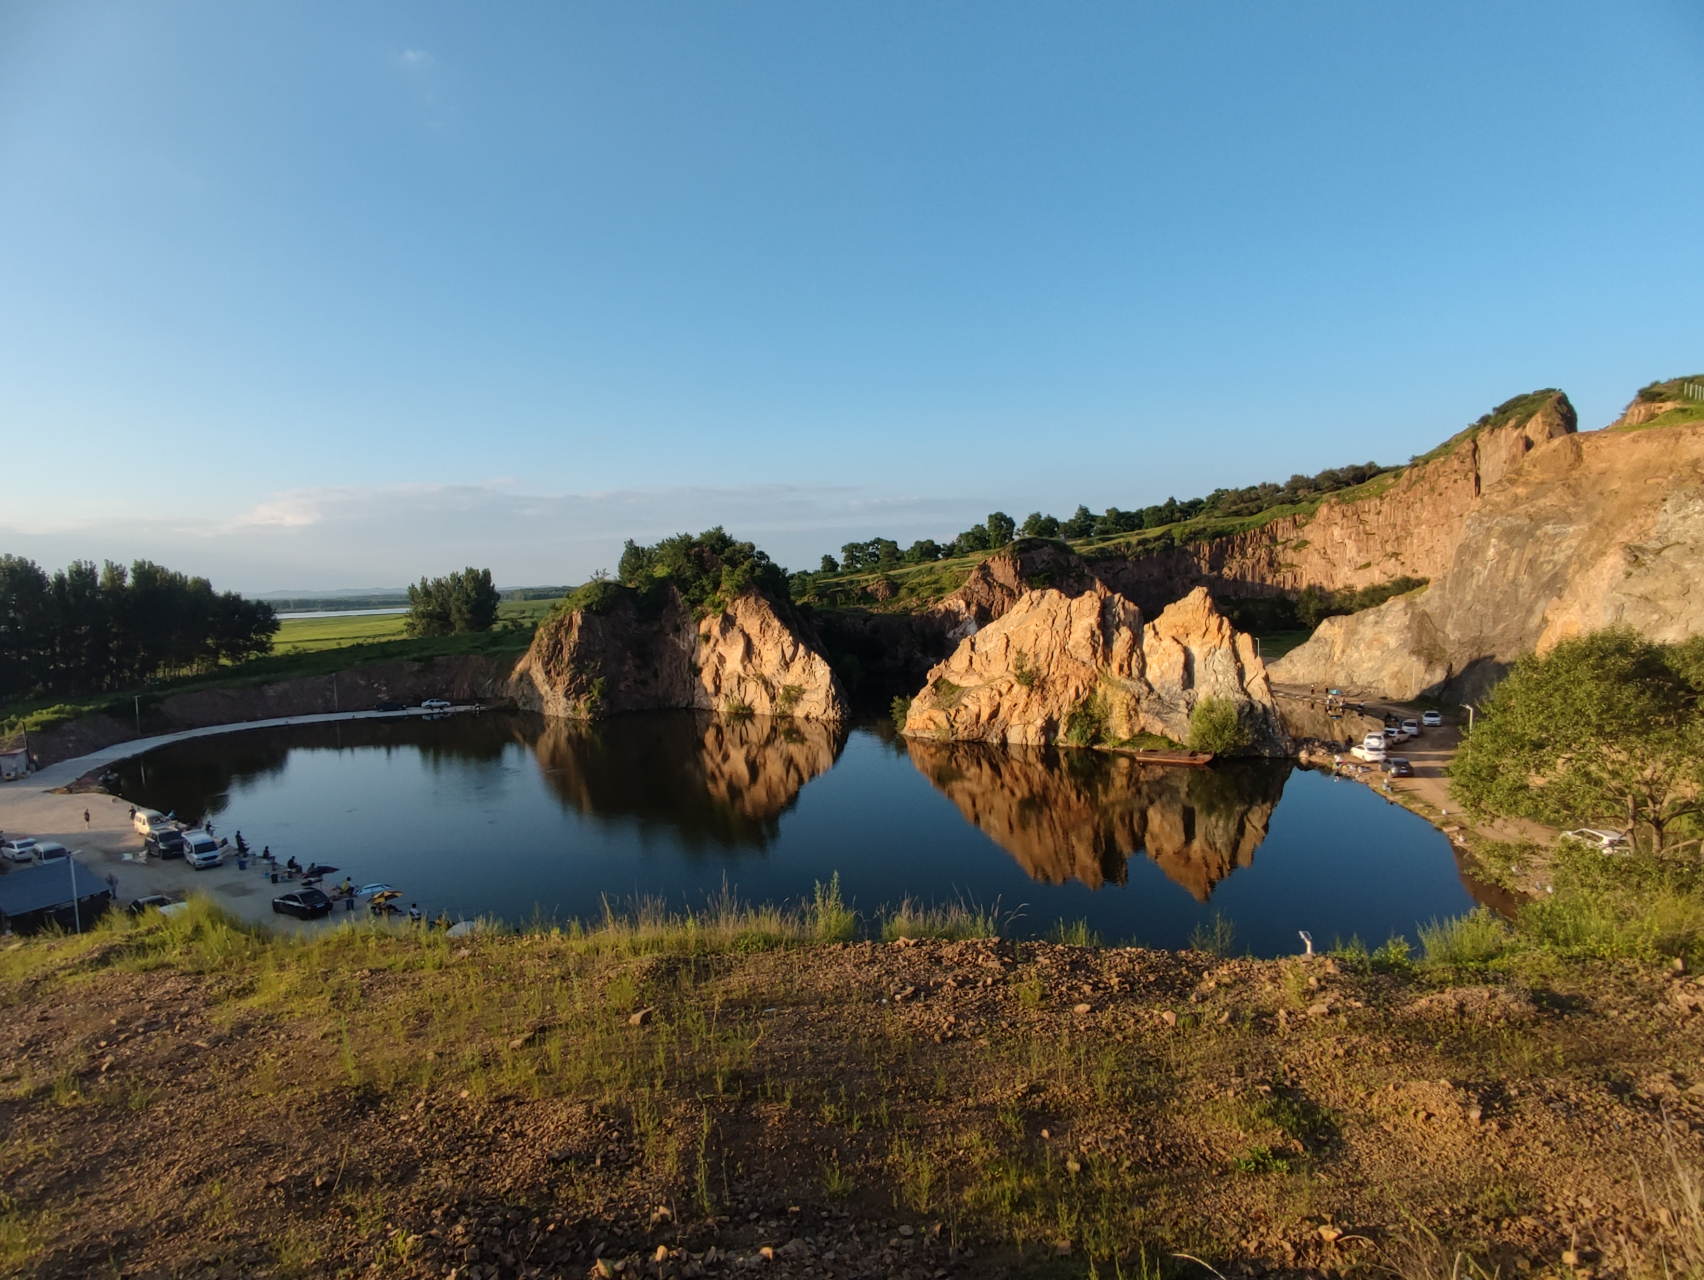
1271,416,1704,700
900,585,1288,755
1091,392,1579,613
511,587,848,721
905,740,1286,899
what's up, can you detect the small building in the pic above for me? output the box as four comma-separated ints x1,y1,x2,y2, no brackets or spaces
0,749,27,781
0,859,113,935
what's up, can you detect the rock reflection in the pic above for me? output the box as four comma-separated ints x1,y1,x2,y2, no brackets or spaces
532,712,845,849
904,741,1289,900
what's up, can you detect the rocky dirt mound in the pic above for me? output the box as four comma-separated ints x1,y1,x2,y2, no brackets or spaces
2,930,1700,1279
903,585,1288,753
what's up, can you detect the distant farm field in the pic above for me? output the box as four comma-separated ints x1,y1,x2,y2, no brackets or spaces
272,612,410,653
272,598,564,655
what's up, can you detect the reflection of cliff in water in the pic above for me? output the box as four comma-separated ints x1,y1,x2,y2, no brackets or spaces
532,712,845,850
904,741,1290,900
113,714,529,826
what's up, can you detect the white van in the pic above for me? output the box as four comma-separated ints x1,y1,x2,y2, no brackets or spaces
132,808,166,835
183,831,223,869
34,842,72,861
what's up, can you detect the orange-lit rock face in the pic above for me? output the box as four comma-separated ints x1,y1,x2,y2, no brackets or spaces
513,588,846,722
902,585,1287,755
532,712,844,845
904,739,1286,900
1272,419,1704,700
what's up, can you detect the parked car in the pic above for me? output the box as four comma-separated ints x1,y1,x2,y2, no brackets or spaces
1401,719,1421,737
1383,757,1414,777
352,882,396,899
1561,829,1630,854
183,830,223,869
1,837,39,863
272,888,333,919
1421,710,1443,727
128,894,176,916
131,808,166,835
146,829,187,858
1382,726,1408,743
33,842,71,861
373,701,405,712
1362,733,1388,753
421,698,452,711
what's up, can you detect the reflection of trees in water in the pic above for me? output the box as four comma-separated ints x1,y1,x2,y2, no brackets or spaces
904,740,1290,900
531,713,846,851
112,714,532,826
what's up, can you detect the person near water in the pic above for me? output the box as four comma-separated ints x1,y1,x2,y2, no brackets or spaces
84,809,91,828
433,912,451,930
340,876,353,898
408,903,423,925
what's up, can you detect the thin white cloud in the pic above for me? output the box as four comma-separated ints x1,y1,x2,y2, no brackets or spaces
396,48,435,72
0,482,993,595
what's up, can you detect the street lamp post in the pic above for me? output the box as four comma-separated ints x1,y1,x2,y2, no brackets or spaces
1460,703,1476,733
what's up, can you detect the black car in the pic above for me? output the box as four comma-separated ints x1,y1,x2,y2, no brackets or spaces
373,701,405,713
146,829,187,858
272,888,333,919
127,894,176,915
1383,757,1414,778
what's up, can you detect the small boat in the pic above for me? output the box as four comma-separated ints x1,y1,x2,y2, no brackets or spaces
1101,747,1215,768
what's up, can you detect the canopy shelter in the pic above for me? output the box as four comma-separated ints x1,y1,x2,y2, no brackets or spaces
0,858,113,935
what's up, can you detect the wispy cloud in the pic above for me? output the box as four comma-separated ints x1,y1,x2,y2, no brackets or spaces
396,48,436,73
0,482,991,595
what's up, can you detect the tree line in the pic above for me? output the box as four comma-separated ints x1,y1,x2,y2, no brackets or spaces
0,555,279,702
815,460,1391,575
404,567,501,636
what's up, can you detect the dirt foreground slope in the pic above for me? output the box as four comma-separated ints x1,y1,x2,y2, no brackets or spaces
2,916,1699,1280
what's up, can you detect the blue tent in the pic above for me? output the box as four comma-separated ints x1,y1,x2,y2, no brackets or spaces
0,858,112,935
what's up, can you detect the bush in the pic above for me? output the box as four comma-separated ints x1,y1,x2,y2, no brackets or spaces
1449,626,1704,855
1188,697,1251,755
1418,908,1512,967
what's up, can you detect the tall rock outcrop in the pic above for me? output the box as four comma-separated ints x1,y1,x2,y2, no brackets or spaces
1271,417,1704,699
511,587,847,721
900,585,1288,755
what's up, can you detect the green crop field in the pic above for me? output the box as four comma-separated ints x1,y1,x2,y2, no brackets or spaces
272,612,411,653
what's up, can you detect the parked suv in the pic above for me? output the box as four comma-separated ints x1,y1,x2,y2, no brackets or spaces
146,829,187,858
1421,710,1443,728
183,830,223,869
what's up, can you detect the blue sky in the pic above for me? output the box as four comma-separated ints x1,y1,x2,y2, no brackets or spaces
2,1,1700,592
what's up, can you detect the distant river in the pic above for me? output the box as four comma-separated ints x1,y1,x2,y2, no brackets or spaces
111,712,1482,956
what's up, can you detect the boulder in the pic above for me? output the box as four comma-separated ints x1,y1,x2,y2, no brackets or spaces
900,585,1288,755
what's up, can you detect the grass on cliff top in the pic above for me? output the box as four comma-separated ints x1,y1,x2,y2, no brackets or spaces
1407,388,1567,467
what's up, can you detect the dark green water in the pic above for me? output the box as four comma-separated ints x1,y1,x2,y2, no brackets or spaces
113,711,1482,955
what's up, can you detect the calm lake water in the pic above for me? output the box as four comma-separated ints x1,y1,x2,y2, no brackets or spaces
112,711,1481,955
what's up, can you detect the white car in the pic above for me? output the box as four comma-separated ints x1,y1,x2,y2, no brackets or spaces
1421,710,1443,728
1401,719,1421,737
1561,829,1630,854
421,698,452,711
131,808,166,835
34,842,72,861
1362,733,1388,753
1,837,39,863
183,830,224,869
1382,726,1409,743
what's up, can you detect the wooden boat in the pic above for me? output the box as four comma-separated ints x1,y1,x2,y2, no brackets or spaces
1098,746,1215,768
